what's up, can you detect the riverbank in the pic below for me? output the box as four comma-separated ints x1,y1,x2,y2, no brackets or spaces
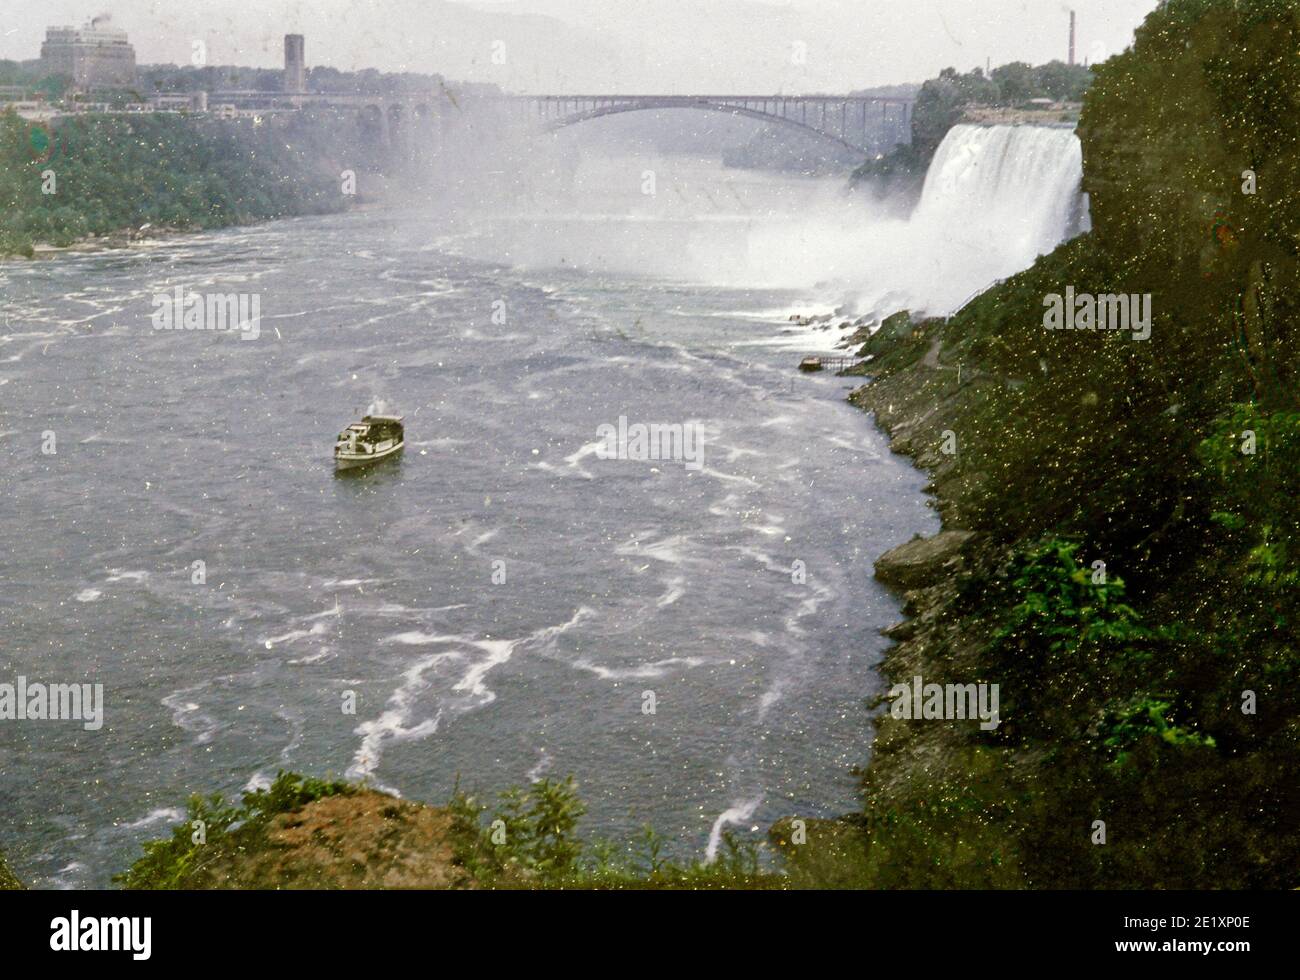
18,222,216,260
0,111,377,258
113,774,475,890
959,104,1079,127
110,770,774,890
773,311,1028,888
780,0,1300,889
8,196,394,262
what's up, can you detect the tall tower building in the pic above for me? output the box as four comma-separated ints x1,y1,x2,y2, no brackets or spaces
1069,11,1076,67
284,34,306,93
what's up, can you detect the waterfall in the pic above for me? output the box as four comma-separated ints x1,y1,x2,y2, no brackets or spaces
832,123,1087,318
442,123,1088,324
914,123,1085,292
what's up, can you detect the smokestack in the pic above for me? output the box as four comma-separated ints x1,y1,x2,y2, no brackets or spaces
1069,10,1076,67
283,34,306,94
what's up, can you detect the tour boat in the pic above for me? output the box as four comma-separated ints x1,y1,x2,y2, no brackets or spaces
334,414,405,471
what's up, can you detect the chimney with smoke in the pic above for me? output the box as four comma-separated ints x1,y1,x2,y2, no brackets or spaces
1069,10,1076,66
283,34,306,94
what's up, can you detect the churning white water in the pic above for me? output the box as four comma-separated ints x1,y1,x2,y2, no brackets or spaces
0,120,1088,884
439,122,1086,326
907,124,1085,300
801,123,1087,318
739,122,1087,318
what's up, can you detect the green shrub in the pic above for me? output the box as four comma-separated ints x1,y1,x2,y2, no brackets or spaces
115,771,353,889
1198,404,1300,587
1093,694,1216,769
449,776,772,889
981,537,1165,742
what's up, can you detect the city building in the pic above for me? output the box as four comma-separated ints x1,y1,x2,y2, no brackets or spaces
40,16,137,89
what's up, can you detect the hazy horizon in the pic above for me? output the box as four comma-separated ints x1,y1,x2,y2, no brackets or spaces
4,0,1160,94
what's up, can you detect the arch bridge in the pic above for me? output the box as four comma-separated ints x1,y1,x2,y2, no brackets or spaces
501,93,914,157
201,90,914,158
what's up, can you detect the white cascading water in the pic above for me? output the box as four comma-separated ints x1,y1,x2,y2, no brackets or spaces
909,124,1085,302
446,122,1086,328
821,123,1085,318
735,123,1086,323
917,125,1086,244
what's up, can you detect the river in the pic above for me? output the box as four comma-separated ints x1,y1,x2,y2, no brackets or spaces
0,154,944,886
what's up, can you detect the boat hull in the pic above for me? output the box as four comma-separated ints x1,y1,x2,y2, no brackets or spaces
334,441,404,471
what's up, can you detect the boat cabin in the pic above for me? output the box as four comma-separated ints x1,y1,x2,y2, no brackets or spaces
338,415,404,450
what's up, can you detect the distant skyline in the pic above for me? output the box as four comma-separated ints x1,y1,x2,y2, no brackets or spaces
3,1,1161,93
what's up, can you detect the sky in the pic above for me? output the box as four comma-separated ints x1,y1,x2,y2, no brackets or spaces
2,0,1162,93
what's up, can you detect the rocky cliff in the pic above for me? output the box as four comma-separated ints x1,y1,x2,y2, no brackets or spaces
778,0,1300,888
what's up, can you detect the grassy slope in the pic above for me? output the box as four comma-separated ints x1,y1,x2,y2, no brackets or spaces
782,0,1300,888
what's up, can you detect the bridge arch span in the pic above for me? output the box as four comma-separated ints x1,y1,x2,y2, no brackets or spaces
540,99,878,157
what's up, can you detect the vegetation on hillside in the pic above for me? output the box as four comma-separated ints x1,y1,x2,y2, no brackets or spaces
0,111,350,255
854,61,1093,190
0,59,465,99
0,60,70,100
447,775,770,888
912,63,1092,158
0,850,22,890
835,0,1300,888
118,771,772,890
115,773,358,889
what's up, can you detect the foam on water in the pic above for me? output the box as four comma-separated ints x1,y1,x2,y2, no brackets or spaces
1,189,941,884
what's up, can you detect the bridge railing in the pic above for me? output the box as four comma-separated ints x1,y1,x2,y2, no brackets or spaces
948,278,1006,321
516,93,914,155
